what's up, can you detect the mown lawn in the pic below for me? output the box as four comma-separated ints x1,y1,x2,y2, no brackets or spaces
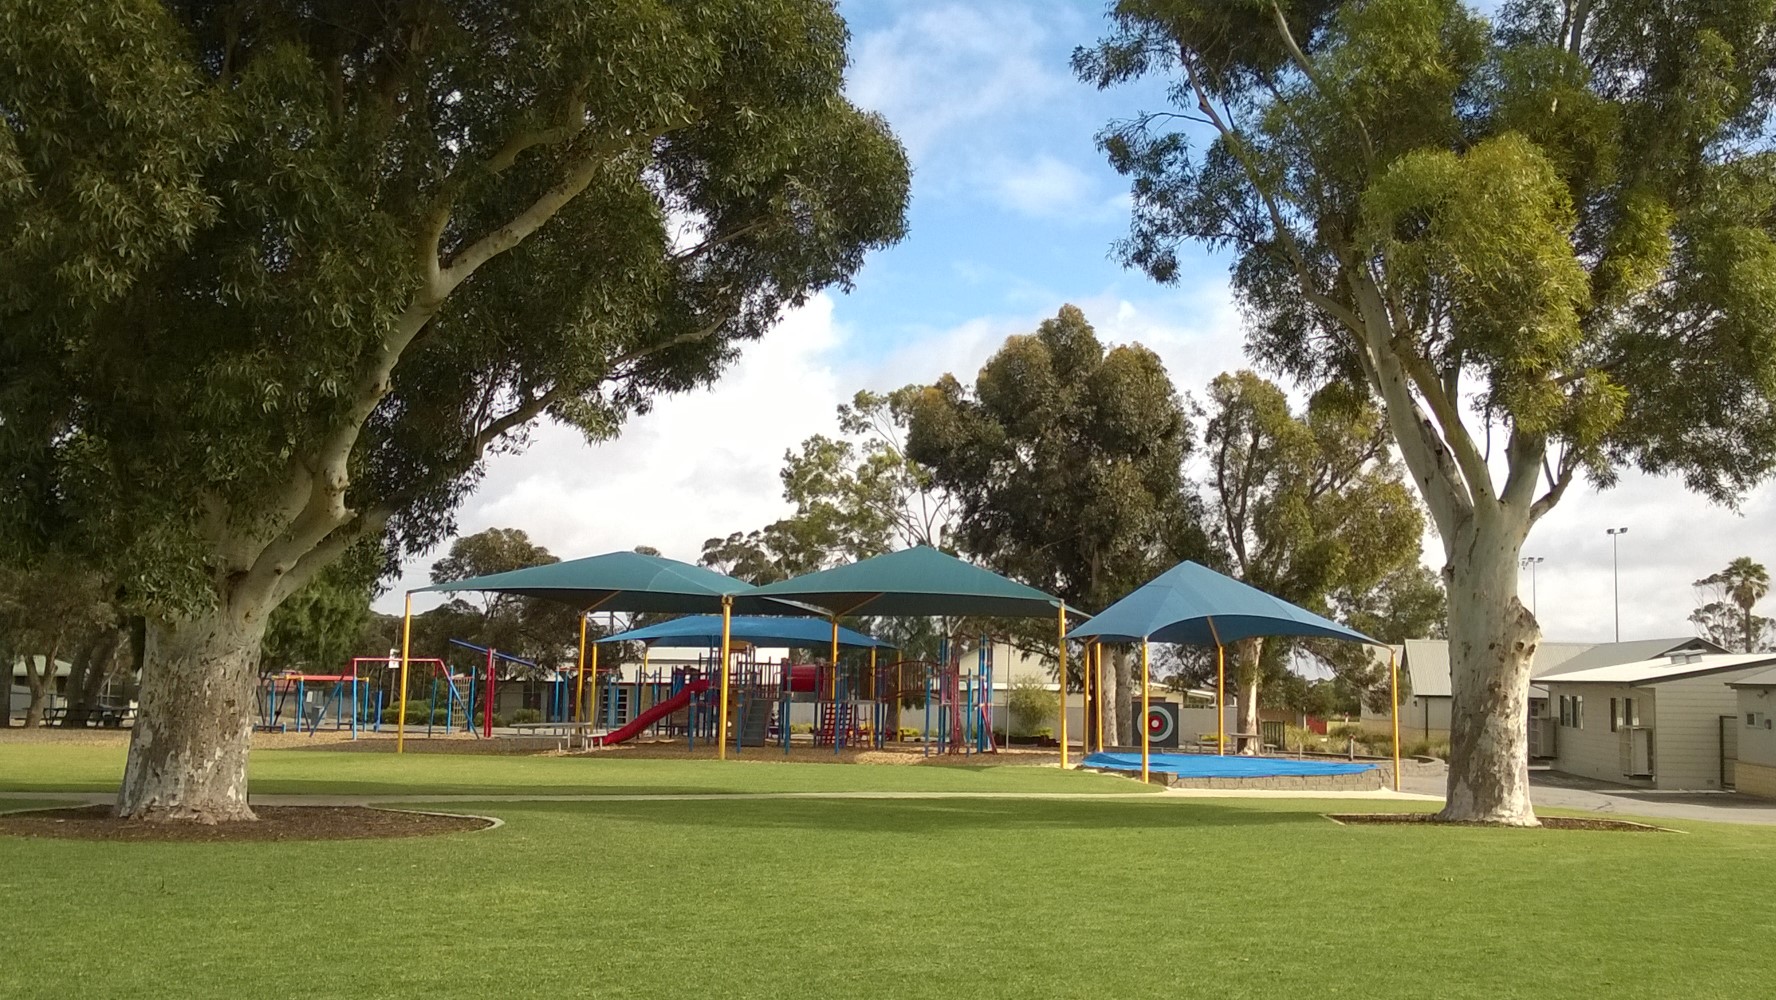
3,792,1772,999
0,742,1148,797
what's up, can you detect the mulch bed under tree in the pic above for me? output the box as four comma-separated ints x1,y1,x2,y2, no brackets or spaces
0,805,493,842
1327,812,1669,832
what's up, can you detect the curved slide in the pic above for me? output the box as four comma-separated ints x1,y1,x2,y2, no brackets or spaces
592,679,711,747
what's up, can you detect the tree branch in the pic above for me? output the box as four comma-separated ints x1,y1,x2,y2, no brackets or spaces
1393,336,1496,505
1267,2,1374,162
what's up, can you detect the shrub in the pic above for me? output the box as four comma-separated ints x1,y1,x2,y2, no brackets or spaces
1033,726,1054,740
510,708,543,725
1007,674,1054,737
897,727,921,741
790,723,814,734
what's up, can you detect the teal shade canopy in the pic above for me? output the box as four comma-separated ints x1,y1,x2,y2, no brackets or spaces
1065,561,1376,646
418,550,800,615
595,615,894,649
748,545,1063,618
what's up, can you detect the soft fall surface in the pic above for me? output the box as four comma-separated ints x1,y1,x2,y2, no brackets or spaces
3,794,1773,1000
0,742,1147,796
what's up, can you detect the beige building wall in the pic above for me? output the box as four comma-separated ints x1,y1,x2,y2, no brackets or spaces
1649,672,1751,790
1545,682,1655,786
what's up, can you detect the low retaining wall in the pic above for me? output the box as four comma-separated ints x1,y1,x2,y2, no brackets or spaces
1738,760,1776,800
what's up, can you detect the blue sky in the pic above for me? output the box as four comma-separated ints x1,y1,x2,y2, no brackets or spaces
382,1,1776,648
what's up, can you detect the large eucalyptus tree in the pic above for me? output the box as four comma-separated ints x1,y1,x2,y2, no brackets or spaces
1078,0,1776,823
0,0,908,820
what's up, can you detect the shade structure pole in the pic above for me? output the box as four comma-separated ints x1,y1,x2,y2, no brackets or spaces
396,592,413,754
1094,643,1105,753
1080,639,1092,754
1057,604,1069,769
1140,640,1152,782
1215,643,1226,753
830,616,841,755
718,595,733,761
573,614,589,725
869,646,879,748
1389,647,1401,791
589,641,600,735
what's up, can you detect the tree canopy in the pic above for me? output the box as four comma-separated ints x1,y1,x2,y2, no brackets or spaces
1691,556,1774,653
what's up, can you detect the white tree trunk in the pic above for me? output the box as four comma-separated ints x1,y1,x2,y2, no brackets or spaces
1101,647,1123,748
117,611,268,823
1112,648,1135,746
1440,516,1540,826
1233,637,1264,755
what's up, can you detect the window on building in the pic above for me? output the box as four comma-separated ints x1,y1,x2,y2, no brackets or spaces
1558,695,1570,726
1623,697,1637,727
1610,698,1619,733
1574,695,1583,729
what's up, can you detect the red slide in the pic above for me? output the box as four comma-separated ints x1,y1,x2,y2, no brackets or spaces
592,679,712,747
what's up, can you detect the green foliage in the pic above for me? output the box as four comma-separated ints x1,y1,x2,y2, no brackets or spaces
427,528,578,670
510,709,544,726
905,304,1211,681
0,0,909,628
1006,675,1056,737
1080,0,1776,511
262,543,382,674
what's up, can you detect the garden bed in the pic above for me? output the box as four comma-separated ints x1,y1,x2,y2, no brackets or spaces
1326,812,1669,832
0,805,495,842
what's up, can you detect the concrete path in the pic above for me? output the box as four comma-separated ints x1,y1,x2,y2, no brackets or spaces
1397,765,1776,826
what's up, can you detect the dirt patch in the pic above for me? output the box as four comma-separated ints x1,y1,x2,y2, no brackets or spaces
1326,812,1669,832
0,805,494,842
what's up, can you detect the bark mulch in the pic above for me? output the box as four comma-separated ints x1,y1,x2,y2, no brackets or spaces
0,805,493,842
1327,812,1669,832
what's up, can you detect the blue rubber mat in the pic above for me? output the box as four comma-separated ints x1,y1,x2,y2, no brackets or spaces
1082,752,1377,777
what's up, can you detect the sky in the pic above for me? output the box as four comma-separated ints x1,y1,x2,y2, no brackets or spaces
381,0,1775,647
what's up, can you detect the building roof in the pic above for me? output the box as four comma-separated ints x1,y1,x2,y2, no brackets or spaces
1400,639,1591,698
1535,637,1724,678
1541,651,1776,686
1727,665,1776,688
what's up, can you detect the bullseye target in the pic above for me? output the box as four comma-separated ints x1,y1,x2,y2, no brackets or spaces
1144,703,1181,748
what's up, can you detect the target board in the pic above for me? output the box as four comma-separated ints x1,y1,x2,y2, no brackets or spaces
1137,701,1180,749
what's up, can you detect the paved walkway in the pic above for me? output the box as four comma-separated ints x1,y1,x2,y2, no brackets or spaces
1397,766,1776,826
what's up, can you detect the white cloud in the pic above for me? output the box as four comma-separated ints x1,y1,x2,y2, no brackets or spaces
846,4,1063,164
991,155,1099,218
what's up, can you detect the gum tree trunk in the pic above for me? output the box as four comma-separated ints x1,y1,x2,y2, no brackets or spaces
1111,647,1134,746
1439,516,1540,826
117,610,269,823
1233,637,1264,755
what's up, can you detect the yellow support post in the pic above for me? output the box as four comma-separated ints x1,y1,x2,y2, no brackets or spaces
573,614,588,724
1206,616,1226,754
718,595,733,760
396,592,413,754
1057,604,1069,769
1215,643,1226,753
1140,640,1151,783
1390,647,1402,792
1094,642,1105,753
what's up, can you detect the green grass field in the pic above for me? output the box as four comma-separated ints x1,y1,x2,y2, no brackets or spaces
0,743,1147,797
5,745,1775,999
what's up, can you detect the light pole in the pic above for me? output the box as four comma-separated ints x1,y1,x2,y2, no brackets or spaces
1607,527,1628,642
1520,556,1545,616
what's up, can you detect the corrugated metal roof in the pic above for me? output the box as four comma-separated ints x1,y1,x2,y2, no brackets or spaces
1541,652,1776,686
1727,665,1776,688
1400,639,1591,698
1535,637,1723,678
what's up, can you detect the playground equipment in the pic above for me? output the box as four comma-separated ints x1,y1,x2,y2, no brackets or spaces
255,669,374,737
917,635,996,756
445,639,545,738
